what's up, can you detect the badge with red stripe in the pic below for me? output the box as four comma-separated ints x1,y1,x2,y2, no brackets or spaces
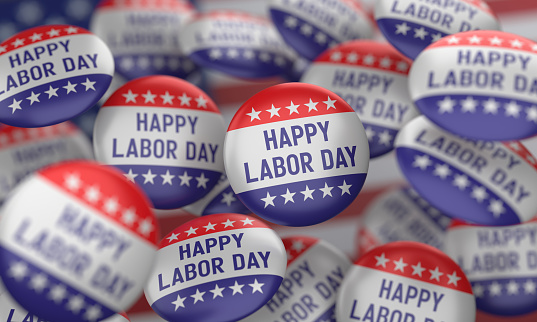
224,83,369,227
0,25,114,127
243,236,351,322
90,0,199,81
337,241,475,322
0,161,158,322
302,40,419,158
144,213,286,322
93,75,226,209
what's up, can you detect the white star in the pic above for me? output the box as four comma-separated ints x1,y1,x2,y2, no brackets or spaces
375,253,390,268
489,281,502,296
124,169,138,182
229,281,244,295
471,186,488,203
396,61,409,72
222,219,235,228
319,182,334,198
533,44,537,51
25,91,40,106
291,240,305,252
261,191,277,208
196,95,208,108
178,171,192,186
323,96,337,109
171,294,186,311
103,197,119,214
122,208,137,226
12,38,25,47
414,27,429,40
286,101,300,114
84,305,102,322
209,49,222,60
185,226,198,236
447,271,461,286
85,185,100,203
447,36,460,44
166,233,179,243
161,170,174,185
284,15,298,29
281,188,296,204
452,174,470,190
243,49,256,60
433,164,451,179
526,106,537,122
195,172,209,189
153,56,166,70
438,96,455,114
429,267,444,282
8,98,22,114
379,56,392,68
249,279,264,294
67,295,85,313
203,222,216,231
29,32,42,42
122,90,138,103
395,22,411,35
246,107,262,121
241,217,254,226
142,90,157,104
64,173,81,191
338,180,352,195
305,99,318,112
468,35,482,44
483,98,500,114
259,52,272,62
300,23,313,36
473,283,485,298
330,51,342,61
161,91,174,105
65,26,79,34
488,199,505,218
47,28,60,37
346,52,359,63
364,127,375,141
81,78,96,91
511,39,523,48
48,284,67,303
431,33,443,43
138,217,154,236
315,32,327,44
120,57,135,71
28,273,48,292
138,56,150,69
178,93,191,106
489,36,503,46
221,192,236,206
507,280,519,295
377,130,393,146
142,169,157,184
301,185,315,200
411,262,426,277
210,284,225,298
266,104,281,118
461,96,477,113
0,45,5,53
505,101,521,117
393,258,408,272
227,48,239,59
524,279,537,294
8,261,28,280
45,85,59,98
274,56,286,67
63,81,77,94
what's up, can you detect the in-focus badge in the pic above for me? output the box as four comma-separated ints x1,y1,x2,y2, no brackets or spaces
0,25,114,127
224,83,369,226
337,241,475,322
93,75,226,209
0,161,158,321
144,213,287,322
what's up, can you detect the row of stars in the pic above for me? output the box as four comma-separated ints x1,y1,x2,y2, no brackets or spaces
119,56,195,72
374,253,462,286
171,279,265,311
121,89,208,108
7,261,103,321
123,168,210,189
260,181,352,208
404,188,452,228
208,48,288,66
246,97,337,122
444,35,537,50
436,96,537,121
328,51,410,72
505,141,537,165
412,154,506,218
283,15,336,47
0,26,79,53
394,22,443,43
165,217,255,243
0,123,72,146
473,280,537,297
8,78,97,114
364,127,394,146
64,173,154,236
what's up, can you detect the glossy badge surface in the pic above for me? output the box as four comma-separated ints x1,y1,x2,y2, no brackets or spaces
395,116,537,226
409,30,537,141
179,11,294,79
375,0,500,60
445,220,537,316
93,75,226,209
144,213,287,322
241,235,351,322
91,0,199,81
301,40,419,158
337,241,475,322
268,0,374,61
224,83,369,227
0,161,158,321
0,25,114,127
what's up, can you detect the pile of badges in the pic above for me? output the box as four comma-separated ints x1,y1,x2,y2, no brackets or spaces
1,0,537,321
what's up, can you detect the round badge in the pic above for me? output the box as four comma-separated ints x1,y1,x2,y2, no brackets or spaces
241,235,351,322
0,121,93,204
144,213,287,322
179,11,294,79
90,0,199,81
358,186,452,257
445,220,537,316
337,241,476,322
301,40,419,158
0,161,158,321
224,83,369,227
268,0,374,61
93,75,226,209
409,30,537,141
395,116,537,226
183,174,251,217
0,24,114,127
375,0,500,60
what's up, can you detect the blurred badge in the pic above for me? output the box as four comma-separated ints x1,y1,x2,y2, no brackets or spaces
301,40,419,158
395,116,537,226
375,0,500,59
90,0,199,81
224,83,369,227
0,25,114,127
93,75,226,209
0,161,158,321
0,122,93,204
409,30,537,141
144,213,287,322
241,236,351,322
358,187,451,257
268,0,374,61
337,241,475,322
179,11,294,79
445,220,537,316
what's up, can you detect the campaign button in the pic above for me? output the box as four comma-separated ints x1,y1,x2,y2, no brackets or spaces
337,241,475,322
395,116,537,226
301,40,419,158
0,121,94,204
90,0,199,81
409,30,537,141
375,0,500,60
179,11,295,79
93,75,226,209
241,235,351,322
0,160,158,321
0,25,114,127
358,186,452,257
445,220,537,316
144,213,287,322
183,174,251,217
269,0,374,61
224,82,369,227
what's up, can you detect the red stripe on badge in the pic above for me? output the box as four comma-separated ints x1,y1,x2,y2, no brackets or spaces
427,30,537,54
189,10,271,26
461,0,496,16
503,141,537,171
96,0,195,11
282,236,318,266
0,122,79,149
